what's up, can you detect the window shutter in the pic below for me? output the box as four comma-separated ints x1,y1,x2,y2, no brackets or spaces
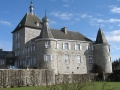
69,44,71,50
75,44,76,50
51,55,52,60
63,43,65,49
57,43,59,49
80,45,82,50
44,55,46,61
86,45,88,50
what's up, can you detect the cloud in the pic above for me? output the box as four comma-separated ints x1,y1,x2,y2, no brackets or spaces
110,6,120,14
105,30,120,42
63,5,70,7
50,12,73,20
80,14,92,19
50,20,56,24
0,20,11,26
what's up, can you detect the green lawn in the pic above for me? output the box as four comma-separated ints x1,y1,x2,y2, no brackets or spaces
1,82,120,90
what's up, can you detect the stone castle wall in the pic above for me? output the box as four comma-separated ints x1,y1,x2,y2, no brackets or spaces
0,69,55,88
0,69,112,88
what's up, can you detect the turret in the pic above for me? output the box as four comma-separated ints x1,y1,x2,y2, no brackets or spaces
40,14,53,38
93,28,112,73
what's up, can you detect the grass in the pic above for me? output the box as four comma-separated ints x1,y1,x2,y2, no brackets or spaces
1,82,120,90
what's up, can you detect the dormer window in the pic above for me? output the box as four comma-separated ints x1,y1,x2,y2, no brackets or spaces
35,21,39,26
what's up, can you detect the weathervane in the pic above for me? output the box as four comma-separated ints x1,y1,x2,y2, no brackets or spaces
99,23,101,28
45,10,47,17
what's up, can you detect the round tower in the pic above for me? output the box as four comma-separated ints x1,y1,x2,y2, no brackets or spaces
37,14,57,74
93,28,112,73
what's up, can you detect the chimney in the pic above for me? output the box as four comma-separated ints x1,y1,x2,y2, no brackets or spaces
61,27,67,34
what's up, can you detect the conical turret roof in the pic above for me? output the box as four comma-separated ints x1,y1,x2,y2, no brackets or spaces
95,28,107,44
40,15,53,38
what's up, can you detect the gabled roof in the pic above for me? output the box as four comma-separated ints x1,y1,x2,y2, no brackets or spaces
33,29,92,41
95,28,107,44
12,13,42,33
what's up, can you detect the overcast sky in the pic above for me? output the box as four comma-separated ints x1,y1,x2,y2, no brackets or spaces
0,0,120,61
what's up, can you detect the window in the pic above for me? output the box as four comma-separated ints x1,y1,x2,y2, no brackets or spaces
17,50,19,56
26,47,28,53
87,43,94,51
33,57,36,65
88,55,93,63
18,42,20,48
65,55,70,63
107,46,110,52
15,51,17,56
35,21,39,26
45,41,50,48
44,55,52,61
75,44,82,50
22,49,24,54
16,32,20,39
17,32,20,39
63,43,70,50
28,60,30,66
15,42,20,49
108,57,111,61
77,55,81,63
33,45,35,51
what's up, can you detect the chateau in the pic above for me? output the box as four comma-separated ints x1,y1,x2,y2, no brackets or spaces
0,2,112,74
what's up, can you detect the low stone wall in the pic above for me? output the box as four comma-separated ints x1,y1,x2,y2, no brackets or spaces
55,74,97,84
0,69,55,88
0,69,112,88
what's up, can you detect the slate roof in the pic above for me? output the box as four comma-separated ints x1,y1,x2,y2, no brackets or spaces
33,29,92,42
12,13,42,33
0,51,10,59
51,29,92,41
40,16,53,38
95,28,107,44
6,52,15,58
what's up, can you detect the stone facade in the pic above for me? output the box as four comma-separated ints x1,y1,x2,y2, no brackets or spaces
11,2,112,75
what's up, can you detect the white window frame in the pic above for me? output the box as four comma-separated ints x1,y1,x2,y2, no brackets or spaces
77,55,81,63
75,44,82,50
44,55,52,61
45,41,50,48
87,43,94,51
63,43,70,50
65,54,70,63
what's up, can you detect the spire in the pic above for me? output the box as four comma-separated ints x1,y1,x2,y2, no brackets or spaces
29,1,34,15
40,14,53,38
95,28,107,44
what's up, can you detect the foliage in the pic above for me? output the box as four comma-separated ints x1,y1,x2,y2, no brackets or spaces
90,64,104,73
112,59,120,70
1,82,119,90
